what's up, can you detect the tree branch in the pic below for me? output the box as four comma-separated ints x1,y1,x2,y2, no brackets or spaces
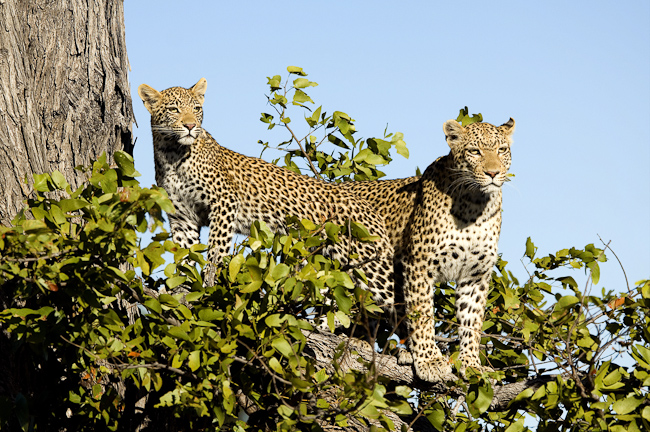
301,328,567,428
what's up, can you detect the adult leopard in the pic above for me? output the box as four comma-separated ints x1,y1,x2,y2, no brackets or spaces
343,118,515,381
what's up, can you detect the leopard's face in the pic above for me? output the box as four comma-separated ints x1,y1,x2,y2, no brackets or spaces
138,78,208,146
443,118,515,194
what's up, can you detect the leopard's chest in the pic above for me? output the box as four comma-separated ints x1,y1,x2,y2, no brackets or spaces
154,146,216,207
429,212,501,283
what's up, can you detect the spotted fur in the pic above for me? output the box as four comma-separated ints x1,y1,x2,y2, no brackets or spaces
344,118,515,381
137,79,396,312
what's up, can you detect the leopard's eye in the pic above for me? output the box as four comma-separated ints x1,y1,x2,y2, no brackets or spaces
467,148,480,156
193,105,201,112
168,106,180,113
498,146,509,154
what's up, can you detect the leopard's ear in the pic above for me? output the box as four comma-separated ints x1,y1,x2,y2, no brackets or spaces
443,119,465,148
498,117,515,138
137,84,162,114
191,78,207,105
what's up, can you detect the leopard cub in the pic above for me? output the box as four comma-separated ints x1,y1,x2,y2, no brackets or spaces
138,78,396,311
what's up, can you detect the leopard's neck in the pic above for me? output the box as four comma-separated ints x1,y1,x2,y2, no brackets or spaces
431,154,503,227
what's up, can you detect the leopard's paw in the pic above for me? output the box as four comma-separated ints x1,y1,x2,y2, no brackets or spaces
414,356,454,382
459,357,494,378
396,348,414,365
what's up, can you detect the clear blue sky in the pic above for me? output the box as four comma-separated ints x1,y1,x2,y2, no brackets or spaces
124,1,649,295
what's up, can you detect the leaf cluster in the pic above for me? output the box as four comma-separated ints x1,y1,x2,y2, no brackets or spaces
0,152,411,431
260,66,408,182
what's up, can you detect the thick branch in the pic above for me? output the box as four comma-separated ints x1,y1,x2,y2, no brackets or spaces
302,329,560,427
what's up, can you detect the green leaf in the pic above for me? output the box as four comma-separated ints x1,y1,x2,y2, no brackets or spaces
165,276,186,290
22,219,47,232
587,261,600,284
167,326,190,341
313,369,329,384
287,66,307,76
265,314,285,327
267,75,282,92
554,295,579,313
426,407,445,430
333,286,352,314
324,222,340,242
144,298,162,314
456,106,483,126
271,336,295,358
334,311,351,328
557,276,578,288
292,89,313,106
159,294,180,308
466,381,493,417
394,386,413,398
306,105,322,127
394,137,409,159
229,254,245,282
293,78,317,89
49,205,67,225
358,402,380,419
613,395,643,415
59,198,89,213
504,419,525,432
525,237,536,259
642,406,650,421
502,288,520,310
187,350,200,372
349,221,379,242
328,134,350,149
633,345,650,367
198,308,222,322
271,263,290,281
388,400,412,415
301,219,317,231
33,173,52,192
268,357,285,375
114,151,140,176
51,170,68,189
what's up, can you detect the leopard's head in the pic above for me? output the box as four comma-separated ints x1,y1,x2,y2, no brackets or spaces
443,118,515,194
138,78,208,146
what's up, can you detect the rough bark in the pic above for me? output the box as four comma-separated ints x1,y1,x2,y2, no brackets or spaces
0,0,134,225
0,1,134,430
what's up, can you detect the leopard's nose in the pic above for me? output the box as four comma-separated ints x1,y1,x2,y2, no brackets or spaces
185,123,196,131
485,171,498,178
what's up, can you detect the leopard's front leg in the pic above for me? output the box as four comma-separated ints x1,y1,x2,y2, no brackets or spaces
167,202,201,252
400,256,454,383
203,201,239,285
455,272,493,376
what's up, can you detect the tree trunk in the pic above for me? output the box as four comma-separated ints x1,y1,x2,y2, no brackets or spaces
0,0,134,226
0,1,136,429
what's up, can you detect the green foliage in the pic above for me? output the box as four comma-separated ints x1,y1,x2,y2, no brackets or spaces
0,151,407,430
260,66,408,182
1,68,648,431
456,106,483,126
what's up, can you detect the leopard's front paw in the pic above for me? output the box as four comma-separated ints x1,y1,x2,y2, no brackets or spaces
414,356,454,382
459,357,494,377
396,348,413,365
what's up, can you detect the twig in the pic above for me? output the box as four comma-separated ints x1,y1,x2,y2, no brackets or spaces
235,338,293,386
598,235,631,294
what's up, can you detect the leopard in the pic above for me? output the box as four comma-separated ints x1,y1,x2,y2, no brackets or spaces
343,118,515,382
137,78,397,319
